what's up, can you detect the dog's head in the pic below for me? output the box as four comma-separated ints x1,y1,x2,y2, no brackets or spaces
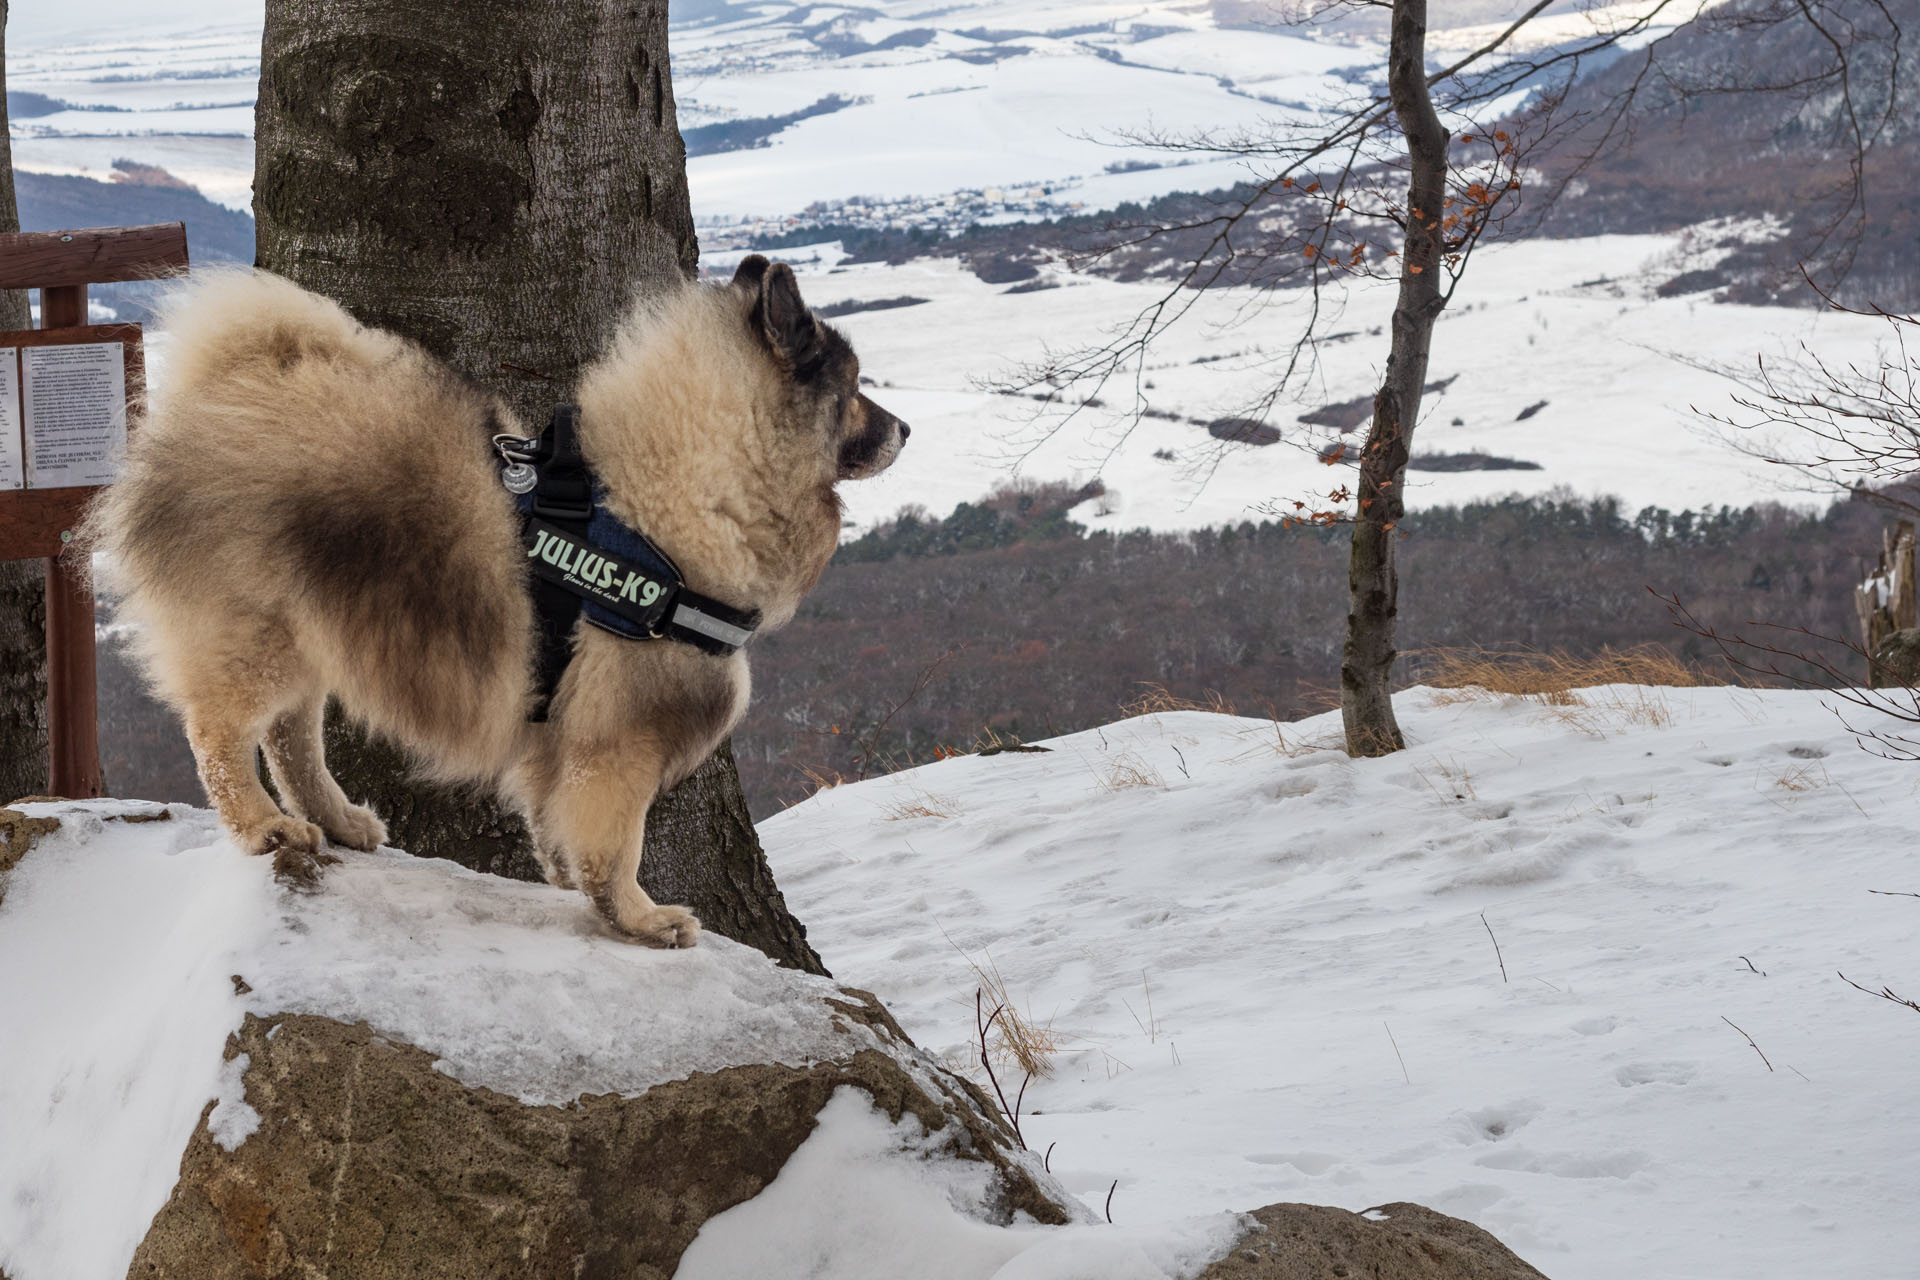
730,254,909,482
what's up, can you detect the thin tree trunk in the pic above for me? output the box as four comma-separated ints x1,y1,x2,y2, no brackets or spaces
0,0,50,804
255,0,824,973
1341,0,1449,757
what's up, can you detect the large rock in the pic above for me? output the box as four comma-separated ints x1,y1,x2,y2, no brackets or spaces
0,802,1076,1279
1196,1202,1550,1280
131,1002,1068,1279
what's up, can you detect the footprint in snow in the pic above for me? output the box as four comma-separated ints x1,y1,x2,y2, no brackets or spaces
1475,1147,1650,1179
1245,1152,1341,1175
1457,1101,1541,1144
1614,1061,1695,1087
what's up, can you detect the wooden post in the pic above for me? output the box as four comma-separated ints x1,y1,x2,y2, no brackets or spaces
0,223,187,798
41,281,98,797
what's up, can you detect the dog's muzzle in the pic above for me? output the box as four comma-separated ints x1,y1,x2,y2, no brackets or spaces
839,394,909,480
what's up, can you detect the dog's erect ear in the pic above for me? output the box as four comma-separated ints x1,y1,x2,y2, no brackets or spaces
732,254,771,291
750,261,821,370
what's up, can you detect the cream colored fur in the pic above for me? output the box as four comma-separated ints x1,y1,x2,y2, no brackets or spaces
87,262,902,945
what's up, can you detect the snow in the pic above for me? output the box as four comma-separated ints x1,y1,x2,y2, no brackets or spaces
0,802,906,1278
787,240,1886,537
760,689,1920,1280
4,688,1918,1278
677,1086,1245,1280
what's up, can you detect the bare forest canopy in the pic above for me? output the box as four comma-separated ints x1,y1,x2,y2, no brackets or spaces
1526,0,1920,308
100,488,1891,820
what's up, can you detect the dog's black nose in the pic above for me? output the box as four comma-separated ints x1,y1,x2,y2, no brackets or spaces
899,423,911,441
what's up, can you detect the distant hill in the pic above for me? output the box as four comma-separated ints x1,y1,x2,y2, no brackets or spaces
1527,0,1918,308
13,169,254,264
10,168,255,319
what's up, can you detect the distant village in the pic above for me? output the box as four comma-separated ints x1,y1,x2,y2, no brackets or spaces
695,181,1085,251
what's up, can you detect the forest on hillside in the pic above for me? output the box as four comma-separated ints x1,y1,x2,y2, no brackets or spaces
98,486,1888,820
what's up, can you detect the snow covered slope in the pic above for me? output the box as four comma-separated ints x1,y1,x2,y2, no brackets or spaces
5,687,1916,1277
0,801,1242,1280
782,235,1885,535
761,686,1920,1280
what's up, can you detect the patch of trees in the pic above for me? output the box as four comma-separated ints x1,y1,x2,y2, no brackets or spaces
94,490,1888,820
682,94,861,157
736,491,1883,815
815,294,927,318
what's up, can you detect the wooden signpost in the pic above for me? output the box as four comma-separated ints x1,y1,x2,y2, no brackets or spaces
0,222,189,798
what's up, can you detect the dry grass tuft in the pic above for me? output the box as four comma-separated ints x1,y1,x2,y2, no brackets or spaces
1416,645,1716,736
1121,684,1238,717
1230,715,1346,762
883,789,960,821
1772,762,1828,794
796,765,844,799
1417,644,1714,701
1100,752,1166,791
965,950,1060,1079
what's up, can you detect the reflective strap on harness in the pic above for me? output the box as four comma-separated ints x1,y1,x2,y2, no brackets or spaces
670,600,758,651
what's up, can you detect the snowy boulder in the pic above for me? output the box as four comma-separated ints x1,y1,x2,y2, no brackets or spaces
1195,1202,1548,1279
132,1010,1065,1277
0,802,1074,1280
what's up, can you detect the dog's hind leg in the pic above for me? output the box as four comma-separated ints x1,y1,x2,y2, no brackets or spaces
539,745,699,948
263,695,387,852
176,620,332,880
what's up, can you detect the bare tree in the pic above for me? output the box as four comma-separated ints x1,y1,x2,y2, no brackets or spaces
1001,0,1697,754
255,0,823,972
1705,296,1920,517
1000,0,1905,755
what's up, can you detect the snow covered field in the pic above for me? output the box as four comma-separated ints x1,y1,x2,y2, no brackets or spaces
7,0,1376,219
3,686,1916,1277
763,688,1920,1279
772,234,1885,535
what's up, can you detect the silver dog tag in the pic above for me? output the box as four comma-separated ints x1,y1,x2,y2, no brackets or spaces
501,462,538,494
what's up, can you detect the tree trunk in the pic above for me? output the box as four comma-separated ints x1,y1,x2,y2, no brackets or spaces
255,0,825,973
1341,0,1449,758
0,0,50,804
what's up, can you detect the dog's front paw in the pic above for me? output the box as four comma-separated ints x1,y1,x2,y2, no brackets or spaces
612,903,702,949
322,803,386,852
245,815,333,883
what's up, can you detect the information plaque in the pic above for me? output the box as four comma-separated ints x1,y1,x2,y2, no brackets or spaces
0,323,144,557
23,341,126,489
0,348,20,491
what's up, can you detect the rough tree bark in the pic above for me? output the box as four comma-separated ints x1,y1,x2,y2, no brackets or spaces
0,0,50,804
255,0,824,973
1341,0,1450,758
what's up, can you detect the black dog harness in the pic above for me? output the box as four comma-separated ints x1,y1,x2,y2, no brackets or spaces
497,405,761,721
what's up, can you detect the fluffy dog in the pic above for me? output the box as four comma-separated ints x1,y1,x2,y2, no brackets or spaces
88,257,907,946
